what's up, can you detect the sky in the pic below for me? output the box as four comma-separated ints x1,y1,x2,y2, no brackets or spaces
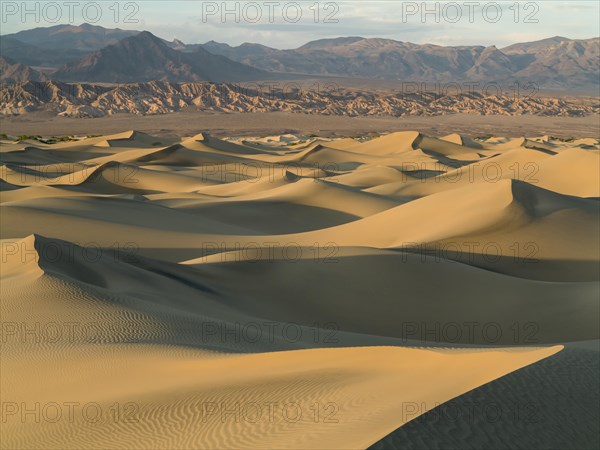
1,1,599,48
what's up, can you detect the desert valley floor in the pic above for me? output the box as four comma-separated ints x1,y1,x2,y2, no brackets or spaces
1,129,599,449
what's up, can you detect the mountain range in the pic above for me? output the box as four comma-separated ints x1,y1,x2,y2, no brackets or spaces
197,35,599,88
52,31,268,83
1,24,599,89
0,23,139,67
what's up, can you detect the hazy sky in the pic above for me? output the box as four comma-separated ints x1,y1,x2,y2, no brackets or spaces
1,1,598,48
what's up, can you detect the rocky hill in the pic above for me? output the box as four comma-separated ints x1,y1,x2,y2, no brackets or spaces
0,57,47,82
1,80,597,118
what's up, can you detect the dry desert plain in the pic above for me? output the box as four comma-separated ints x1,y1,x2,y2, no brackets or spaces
1,127,599,449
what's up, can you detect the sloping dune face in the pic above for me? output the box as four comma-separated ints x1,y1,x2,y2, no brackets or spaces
1,131,597,449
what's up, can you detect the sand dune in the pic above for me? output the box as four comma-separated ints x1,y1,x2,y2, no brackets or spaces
1,130,598,449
